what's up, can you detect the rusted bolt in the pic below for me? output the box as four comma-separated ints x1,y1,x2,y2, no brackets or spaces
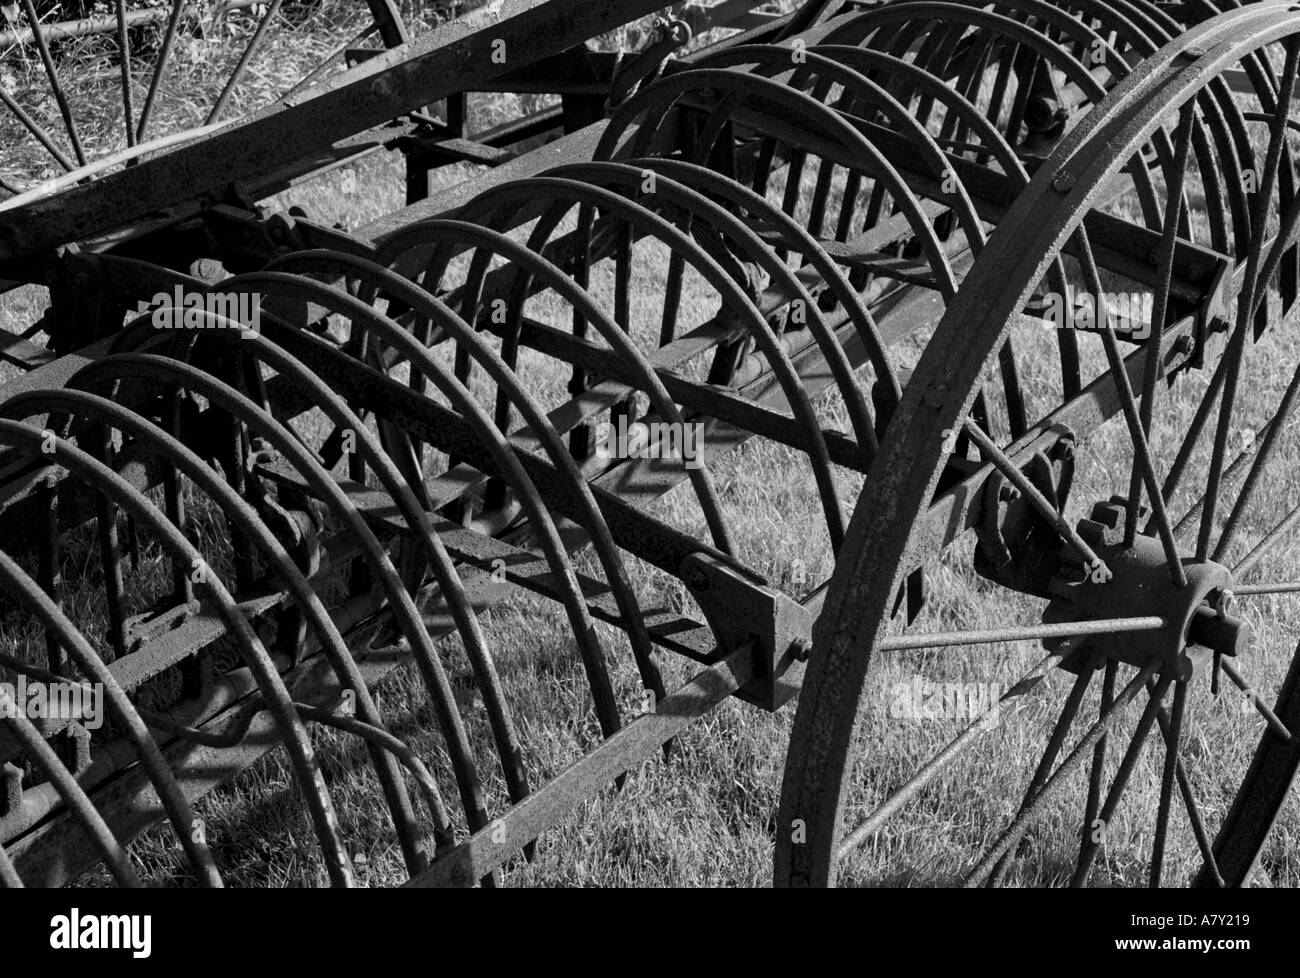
788,637,813,662
1052,170,1076,193
683,564,710,592
1172,335,1194,357
998,484,1021,504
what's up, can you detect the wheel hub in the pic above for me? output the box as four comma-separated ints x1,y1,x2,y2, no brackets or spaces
1042,498,1252,680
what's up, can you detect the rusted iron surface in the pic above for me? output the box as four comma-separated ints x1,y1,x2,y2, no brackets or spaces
1,0,1299,889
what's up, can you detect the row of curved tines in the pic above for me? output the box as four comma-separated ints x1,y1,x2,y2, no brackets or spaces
2,0,1291,885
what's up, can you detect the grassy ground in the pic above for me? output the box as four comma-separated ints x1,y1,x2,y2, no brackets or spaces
1,2,1298,889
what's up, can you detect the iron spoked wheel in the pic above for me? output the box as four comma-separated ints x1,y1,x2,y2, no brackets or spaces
777,1,1300,888
0,0,409,202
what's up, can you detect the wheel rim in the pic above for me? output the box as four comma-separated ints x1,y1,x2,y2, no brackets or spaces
778,0,1300,888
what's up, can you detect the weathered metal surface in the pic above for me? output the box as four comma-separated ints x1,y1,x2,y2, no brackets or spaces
2,0,1300,891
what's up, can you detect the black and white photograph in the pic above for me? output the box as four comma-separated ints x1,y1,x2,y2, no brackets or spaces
0,0,1293,953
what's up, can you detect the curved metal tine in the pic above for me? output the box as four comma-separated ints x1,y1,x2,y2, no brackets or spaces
71,351,494,844
0,681,140,886
526,175,855,544
987,659,1096,886
961,660,1160,887
277,285,627,785
265,248,662,757
0,547,221,886
114,0,135,146
291,702,450,845
1197,38,1300,563
18,0,85,165
32,474,65,674
86,425,129,661
556,159,882,457
634,155,901,422
395,193,739,559
692,44,1034,435
1124,103,1197,547
136,0,186,142
1150,678,1188,886
133,296,534,817
1072,224,1186,587
835,649,1066,865
814,43,1088,410
620,68,962,301
206,0,286,125
220,272,623,770
1212,111,1300,560
823,0,1170,217
10,380,433,876
457,175,845,551
0,422,355,886
1070,673,1173,887
694,45,987,250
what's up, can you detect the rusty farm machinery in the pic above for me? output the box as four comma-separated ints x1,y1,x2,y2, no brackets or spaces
1,0,1299,888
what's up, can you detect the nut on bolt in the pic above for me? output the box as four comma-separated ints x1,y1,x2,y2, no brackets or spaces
683,563,710,592
788,637,813,662
1211,587,1235,619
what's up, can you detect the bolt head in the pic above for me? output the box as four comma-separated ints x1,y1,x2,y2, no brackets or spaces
788,637,813,662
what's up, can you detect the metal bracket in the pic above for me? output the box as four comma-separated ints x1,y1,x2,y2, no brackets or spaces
973,425,1076,599
680,552,812,711
608,16,691,109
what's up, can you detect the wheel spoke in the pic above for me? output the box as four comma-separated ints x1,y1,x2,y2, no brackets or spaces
877,615,1166,652
1220,659,1294,743
837,650,1066,861
1146,676,1224,887
114,0,135,147
962,661,1160,888
1074,224,1186,587
988,661,1096,887
1172,413,1273,539
1079,656,1117,877
1126,105,1196,548
1071,674,1172,887
19,0,86,165
1213,356,1300,562
1198,38,1300,563
136,0,186,143
206,0,287,126
1235,582,1300,595
1149,679,1188,887
0,84,76,173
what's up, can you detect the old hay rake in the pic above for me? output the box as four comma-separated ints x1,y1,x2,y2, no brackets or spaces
1,0,1299,887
